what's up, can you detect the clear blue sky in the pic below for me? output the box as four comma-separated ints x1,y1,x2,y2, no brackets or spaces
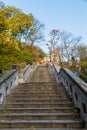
1,0,87,53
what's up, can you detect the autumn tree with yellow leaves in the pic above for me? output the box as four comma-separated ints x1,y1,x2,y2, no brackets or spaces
0,1,46,73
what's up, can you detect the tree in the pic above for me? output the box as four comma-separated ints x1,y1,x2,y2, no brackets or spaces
0,2,46,73
0,1,5,10
0,2,6,33
77,45,87,79
77,45,87,62
0,4,34,72
58,30,82,66
0,6,34,43
48,29,60,61
37,48,46,59
25,18,45,46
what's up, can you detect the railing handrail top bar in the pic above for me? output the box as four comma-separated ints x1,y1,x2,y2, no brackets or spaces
52,63,87,94
0,69,16,84
61,67,87,93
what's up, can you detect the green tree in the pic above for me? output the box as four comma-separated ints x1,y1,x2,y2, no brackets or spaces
0,2,46,73
77,46,87,62
0,4,34,72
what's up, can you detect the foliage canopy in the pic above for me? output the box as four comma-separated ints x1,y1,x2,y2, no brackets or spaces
0,1,46,72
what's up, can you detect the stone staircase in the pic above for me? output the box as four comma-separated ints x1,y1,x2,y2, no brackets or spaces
0,65,85,129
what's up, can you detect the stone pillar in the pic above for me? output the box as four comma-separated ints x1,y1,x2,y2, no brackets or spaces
12,64,18,70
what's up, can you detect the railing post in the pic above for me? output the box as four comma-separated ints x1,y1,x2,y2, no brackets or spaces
12,64,18,70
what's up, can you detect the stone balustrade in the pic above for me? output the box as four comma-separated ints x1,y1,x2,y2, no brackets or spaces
0,70,18,105
0,63,38,105
18,64,38,83
53,63,87,125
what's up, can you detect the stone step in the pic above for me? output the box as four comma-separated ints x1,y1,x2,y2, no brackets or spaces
19,81,61,87
12,91,64,96
5,102,73,108
19,81,62,87
7,98,69,103
0,128,84,130
9,96,66,99
0,107,78,114
8,95,67,98
10,93,66,97
19,83,62,87
11,89,64,93
18,87,59,89
0,120,83,128
11,92,66,95
8,95,67,99
7,100,70,104
14,88,64,92
17,84,63,87
13,90,65,93
18,85,62,87
7,98,68,101
0,113,80,120
16,86,63,89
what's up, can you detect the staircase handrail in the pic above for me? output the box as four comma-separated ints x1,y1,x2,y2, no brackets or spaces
0,63,38,105
0,69,18,105
52,63,87,124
